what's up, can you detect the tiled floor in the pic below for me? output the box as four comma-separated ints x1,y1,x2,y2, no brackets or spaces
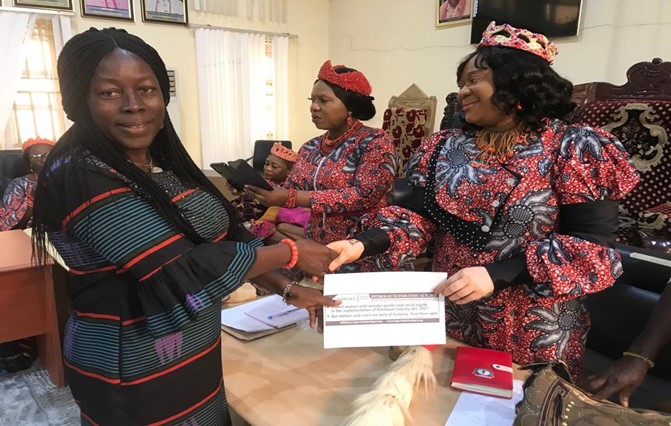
0,360,252,426
0,361,79,426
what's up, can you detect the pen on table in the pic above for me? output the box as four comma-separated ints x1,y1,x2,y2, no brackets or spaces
268,308,300,320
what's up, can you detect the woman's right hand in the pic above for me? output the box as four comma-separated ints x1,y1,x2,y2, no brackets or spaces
325,239,364,271
294,239,338,278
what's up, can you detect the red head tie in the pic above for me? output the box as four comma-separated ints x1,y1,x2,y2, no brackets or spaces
21,137,56,152
270,142,297,163
317,60,372,97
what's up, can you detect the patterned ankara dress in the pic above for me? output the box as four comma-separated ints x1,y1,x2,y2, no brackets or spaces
286,125,397,271
360,120,639,376
41,154,262,425
0,175,37,231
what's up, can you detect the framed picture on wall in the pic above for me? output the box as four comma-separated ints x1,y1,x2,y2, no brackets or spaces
81,0,133,20
14,0,73,10
436,0,472,28
141,0,188,24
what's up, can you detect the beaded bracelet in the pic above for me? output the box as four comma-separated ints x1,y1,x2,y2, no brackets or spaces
282,281,297,304
622,351,655,368
280,238,299,269
284,188,297,209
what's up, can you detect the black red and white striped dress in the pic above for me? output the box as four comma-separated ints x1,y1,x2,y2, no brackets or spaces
42,154,261,425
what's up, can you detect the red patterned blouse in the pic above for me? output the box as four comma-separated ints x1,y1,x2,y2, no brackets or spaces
286,125,397,261
0,175,36,231
359,120,639,376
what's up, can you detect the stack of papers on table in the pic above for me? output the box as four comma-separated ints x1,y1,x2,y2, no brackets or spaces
445,379,524,426
220,295,308,340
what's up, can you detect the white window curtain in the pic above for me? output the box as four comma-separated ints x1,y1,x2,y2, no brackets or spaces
0,12,36,150
52,15,74,131
195,29,289,168
272,35,289,139
0,13,72,149
52,15,73,57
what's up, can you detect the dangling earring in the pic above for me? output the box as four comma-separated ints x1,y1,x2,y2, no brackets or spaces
346,112,353,126
516,102,523,111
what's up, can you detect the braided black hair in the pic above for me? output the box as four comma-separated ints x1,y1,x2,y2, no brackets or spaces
32,27,241,265
456,46,575,130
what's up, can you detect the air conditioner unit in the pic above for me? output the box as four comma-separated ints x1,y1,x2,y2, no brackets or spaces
166,68,182,138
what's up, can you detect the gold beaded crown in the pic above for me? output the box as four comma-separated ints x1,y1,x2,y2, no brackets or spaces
478,21,558,64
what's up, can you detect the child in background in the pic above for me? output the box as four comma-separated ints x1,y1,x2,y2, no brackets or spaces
229,142,295,221
229,142,310,242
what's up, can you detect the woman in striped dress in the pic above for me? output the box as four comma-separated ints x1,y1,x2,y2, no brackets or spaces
31,28,337,425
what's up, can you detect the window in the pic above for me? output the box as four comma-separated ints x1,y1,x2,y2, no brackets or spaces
4,19,65,149
262,37,276,140
195,29,289,166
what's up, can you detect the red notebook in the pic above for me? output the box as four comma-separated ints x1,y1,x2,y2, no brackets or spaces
450,346,514,399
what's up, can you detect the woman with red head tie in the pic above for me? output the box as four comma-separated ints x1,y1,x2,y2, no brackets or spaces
245,60,398,272
327,22,639,377
0,137,55,231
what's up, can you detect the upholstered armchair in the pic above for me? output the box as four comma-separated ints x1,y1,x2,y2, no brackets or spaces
382,84,437,177
571,58,671,246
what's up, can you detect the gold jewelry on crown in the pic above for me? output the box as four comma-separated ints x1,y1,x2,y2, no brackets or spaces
478,21,558,64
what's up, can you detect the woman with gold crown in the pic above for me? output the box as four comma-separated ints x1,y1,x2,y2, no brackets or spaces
244,60,398,272
326,22,639,378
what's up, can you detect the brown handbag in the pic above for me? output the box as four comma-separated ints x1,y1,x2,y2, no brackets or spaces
514,362,671,426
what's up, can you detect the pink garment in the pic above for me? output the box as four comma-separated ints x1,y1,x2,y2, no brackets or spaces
276,207,310,230
249,207,310,240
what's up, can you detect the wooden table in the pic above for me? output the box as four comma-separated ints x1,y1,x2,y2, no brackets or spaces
221,322,528,425
0,230,69,387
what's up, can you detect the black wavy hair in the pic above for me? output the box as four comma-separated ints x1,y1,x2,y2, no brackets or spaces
456,46,575,130
318,67,376,121
32,27,241,265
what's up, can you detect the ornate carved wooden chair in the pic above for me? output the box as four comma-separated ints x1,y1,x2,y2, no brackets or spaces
382,84,437,177
571,59,671,402
571,58,671,247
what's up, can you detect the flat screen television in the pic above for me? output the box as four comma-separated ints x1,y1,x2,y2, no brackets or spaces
470,0,583,44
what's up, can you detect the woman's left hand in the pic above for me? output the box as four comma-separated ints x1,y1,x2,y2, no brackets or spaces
244,185,288,207
434,266,494,304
